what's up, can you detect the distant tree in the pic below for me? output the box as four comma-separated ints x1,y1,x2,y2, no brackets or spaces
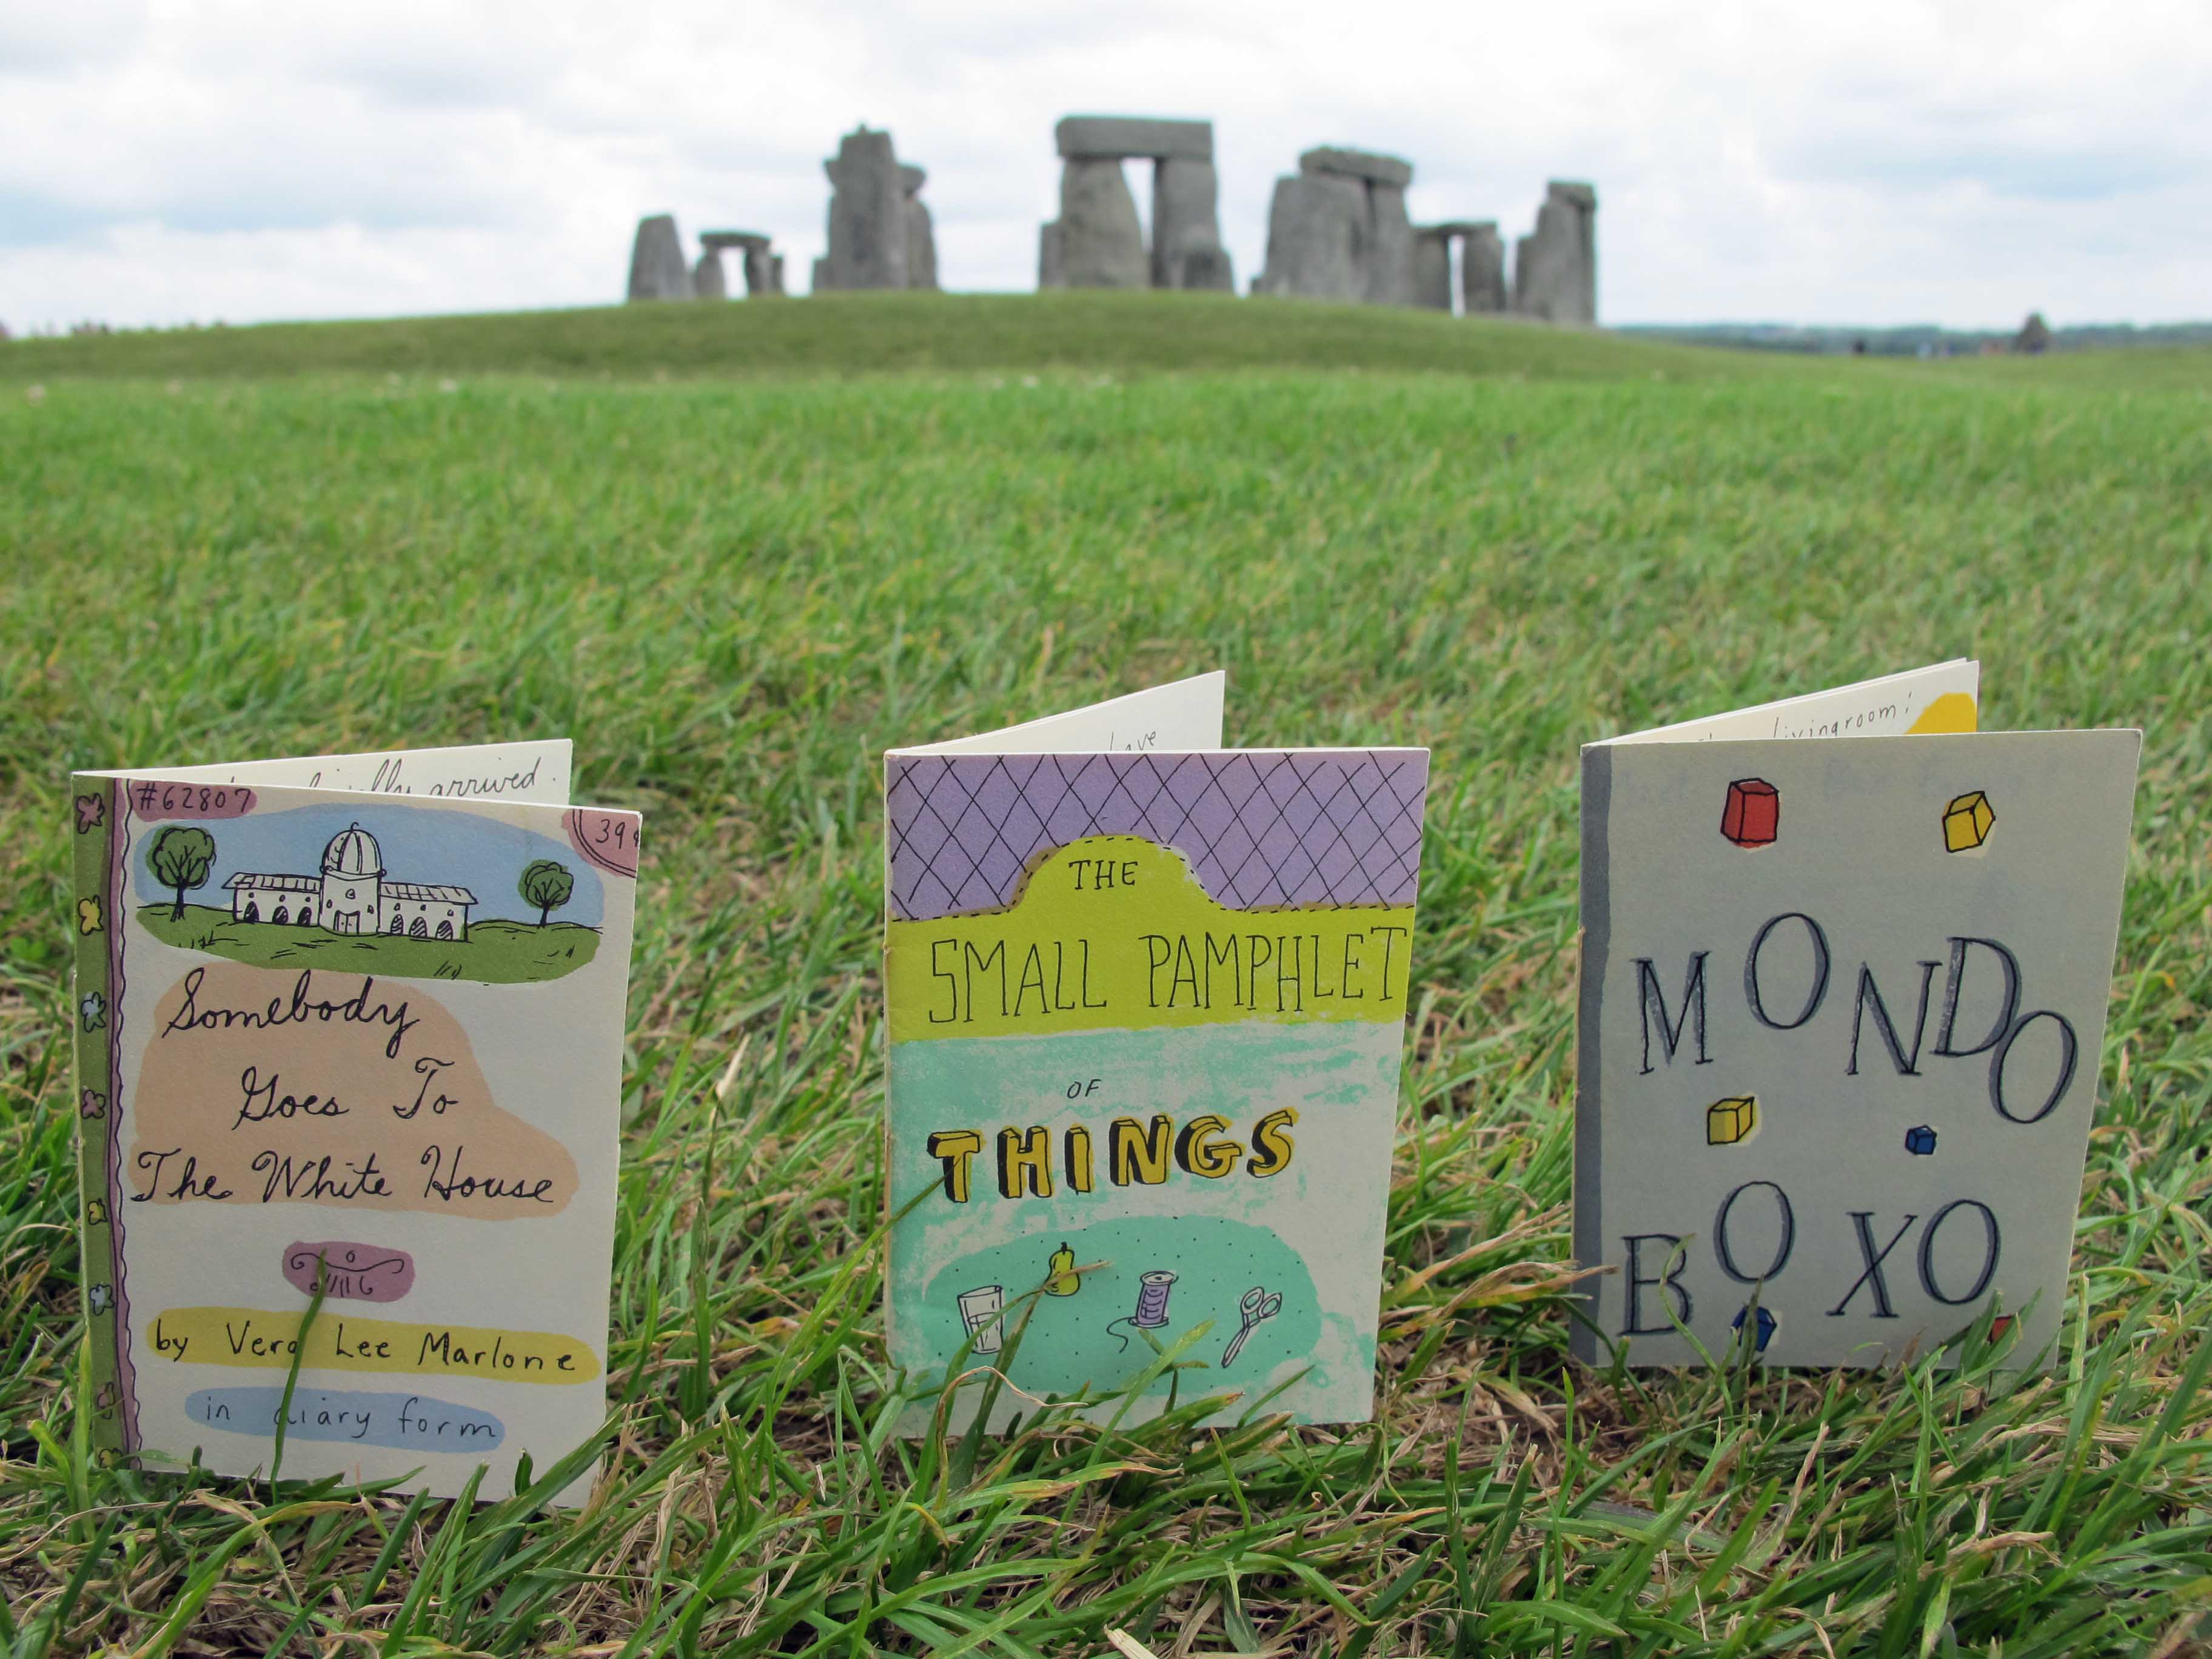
517,859,575,927
148,826,218,920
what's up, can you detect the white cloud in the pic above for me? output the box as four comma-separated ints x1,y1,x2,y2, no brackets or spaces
2,0,2207,332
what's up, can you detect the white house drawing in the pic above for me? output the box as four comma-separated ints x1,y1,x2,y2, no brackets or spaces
224,823,477,940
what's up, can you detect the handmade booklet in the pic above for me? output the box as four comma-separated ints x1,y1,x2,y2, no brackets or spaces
69,740,639,1501
882,673,1429,1429
1574,662,2140,1369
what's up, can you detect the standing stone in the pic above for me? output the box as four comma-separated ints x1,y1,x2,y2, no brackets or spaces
1038,222,1065,288
1256,172,1368,300
1057,158,1147,288
1461,223,1507,313
820,127,908,290
1512,181,1597,324
693,250,726,300
742,243,775,297
626,213,693,302
769,254,785,295
901,165,938,290
1257,146,1418,304
1413,229,1452,310
1151,158,1233,291
1366,182,1415,306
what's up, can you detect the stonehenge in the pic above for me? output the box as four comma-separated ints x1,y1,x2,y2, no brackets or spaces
1039,116,1233,292
1512,181,1597,325
814,127,938,292
626,217,785,301
1254,147,1416,305
625,121,1600,325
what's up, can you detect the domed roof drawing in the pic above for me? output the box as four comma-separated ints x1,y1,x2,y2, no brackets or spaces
321,823,384,878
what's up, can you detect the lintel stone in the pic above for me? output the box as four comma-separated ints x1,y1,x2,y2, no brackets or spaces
1056,115,1213,161
1299,146,1413,188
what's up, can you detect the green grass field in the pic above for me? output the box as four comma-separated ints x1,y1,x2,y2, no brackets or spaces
135,907,601,984
2,296,2208,1655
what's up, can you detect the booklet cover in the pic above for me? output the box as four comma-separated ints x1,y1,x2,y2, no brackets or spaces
69,740,638,1502
882,674,1429,1429
1574,663,2141,1368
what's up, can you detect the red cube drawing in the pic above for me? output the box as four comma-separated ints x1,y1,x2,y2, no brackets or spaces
1721,778,1780,847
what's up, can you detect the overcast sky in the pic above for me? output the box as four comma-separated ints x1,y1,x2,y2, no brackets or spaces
3,0,2207,333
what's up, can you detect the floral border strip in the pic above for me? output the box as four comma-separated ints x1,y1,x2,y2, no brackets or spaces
70,777,133,1454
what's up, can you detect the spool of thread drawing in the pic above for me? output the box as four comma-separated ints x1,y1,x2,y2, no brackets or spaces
1131,1270,1178,1329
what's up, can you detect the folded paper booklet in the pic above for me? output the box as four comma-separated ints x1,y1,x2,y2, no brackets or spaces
882,673,1429,1429
1574,663,2140,1368
69,740,638,1501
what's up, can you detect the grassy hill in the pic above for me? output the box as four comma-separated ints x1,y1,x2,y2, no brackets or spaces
1,291,1785,383
1,292,2208,1654
5,290,2205,390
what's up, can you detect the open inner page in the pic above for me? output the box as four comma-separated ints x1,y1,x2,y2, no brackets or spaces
1601,662,1980,746
892,672,1227,756
82,740,573,805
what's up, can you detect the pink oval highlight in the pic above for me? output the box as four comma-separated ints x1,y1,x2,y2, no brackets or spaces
282,1241,415,1302
565,807,641,877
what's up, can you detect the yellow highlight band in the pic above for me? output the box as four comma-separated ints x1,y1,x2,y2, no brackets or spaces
147,1307,600,1384
886,837,1415,1043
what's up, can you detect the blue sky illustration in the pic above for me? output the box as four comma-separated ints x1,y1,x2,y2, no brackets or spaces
136,799,604,929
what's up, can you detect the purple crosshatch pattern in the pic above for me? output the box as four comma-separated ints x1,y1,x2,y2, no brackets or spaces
885,750,1429,922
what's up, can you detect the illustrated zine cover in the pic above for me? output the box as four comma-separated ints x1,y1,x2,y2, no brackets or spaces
1574,662,2141,1369
882,673,1429,1430
69,740,639,1502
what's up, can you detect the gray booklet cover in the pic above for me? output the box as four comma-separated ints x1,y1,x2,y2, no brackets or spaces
1573,662,2140,1369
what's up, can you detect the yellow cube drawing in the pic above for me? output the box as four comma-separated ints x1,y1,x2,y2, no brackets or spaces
1706,1095,1758,1145
1943,789,1996,853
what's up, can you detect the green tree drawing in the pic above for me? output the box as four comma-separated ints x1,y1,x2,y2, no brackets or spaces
517,859,575,927
147,825,218,922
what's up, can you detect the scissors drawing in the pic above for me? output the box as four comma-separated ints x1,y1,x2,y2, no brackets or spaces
1221,1285,1283,1369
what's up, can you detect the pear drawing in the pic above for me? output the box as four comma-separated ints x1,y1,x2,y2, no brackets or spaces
1045,1242,1079,1297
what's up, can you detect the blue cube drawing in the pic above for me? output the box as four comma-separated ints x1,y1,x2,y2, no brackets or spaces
1904,1125,1938,1156
1732,1304,1777,1353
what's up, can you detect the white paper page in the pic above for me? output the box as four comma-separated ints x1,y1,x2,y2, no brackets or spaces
85,740,573,805
892,672,1225,756
1601,662,1980,746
